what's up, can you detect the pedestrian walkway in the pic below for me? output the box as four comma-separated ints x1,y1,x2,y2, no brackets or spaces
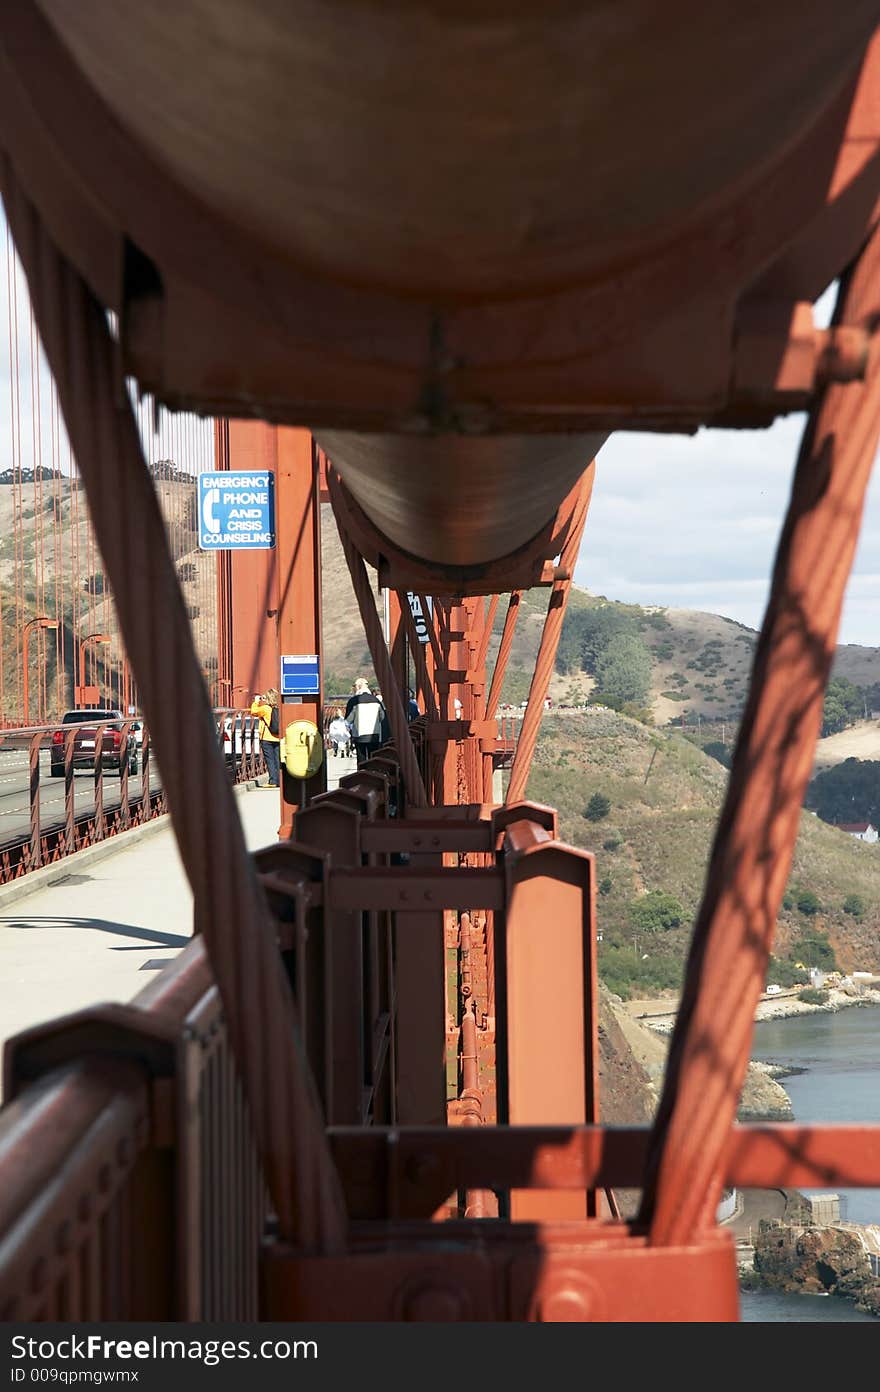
0,783,282,1082
0,750,356,1088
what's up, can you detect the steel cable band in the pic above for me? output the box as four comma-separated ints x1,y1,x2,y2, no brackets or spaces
640,233,880,1247
328,469,428,807
505,465,594,804
3,162,346,1251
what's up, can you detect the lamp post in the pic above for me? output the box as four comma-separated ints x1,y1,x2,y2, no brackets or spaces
22,616,59,725
77,632,111,708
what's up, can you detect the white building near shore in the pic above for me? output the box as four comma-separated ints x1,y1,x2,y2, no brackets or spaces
834,821,879,843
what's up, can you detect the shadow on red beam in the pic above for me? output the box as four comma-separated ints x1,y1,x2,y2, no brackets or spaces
359,819,496,854
328,1124,880,1220
327,866,505,912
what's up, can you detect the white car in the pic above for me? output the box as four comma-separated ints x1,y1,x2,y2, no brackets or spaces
221,715,260,762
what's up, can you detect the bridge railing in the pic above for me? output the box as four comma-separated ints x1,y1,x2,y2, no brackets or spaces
0,934,266,1321
0,709,264,884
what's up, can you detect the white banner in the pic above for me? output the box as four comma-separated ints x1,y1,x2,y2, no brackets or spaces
406,592,433,645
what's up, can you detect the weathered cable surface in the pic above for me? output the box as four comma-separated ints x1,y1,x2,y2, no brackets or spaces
4,163,346,1251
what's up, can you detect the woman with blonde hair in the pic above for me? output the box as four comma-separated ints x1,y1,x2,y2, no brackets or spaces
250,687,281,787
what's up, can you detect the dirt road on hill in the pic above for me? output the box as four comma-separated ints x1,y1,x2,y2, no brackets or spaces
813,719,880,768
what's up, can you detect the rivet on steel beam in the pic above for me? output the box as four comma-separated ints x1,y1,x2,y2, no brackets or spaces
535,1285,594,1322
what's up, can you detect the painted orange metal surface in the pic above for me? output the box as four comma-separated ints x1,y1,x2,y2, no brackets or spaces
3,2,880,1329
641,234,880,1246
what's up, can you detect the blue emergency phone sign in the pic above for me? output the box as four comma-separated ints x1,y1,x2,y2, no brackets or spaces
280,654,320,697
198,471,275,550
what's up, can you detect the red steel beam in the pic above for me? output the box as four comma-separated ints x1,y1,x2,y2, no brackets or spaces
505,465,594,803
328,1123,880,1220
641,228,880,1246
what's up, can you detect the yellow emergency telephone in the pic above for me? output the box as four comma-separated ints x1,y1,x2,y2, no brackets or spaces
281,719,323,779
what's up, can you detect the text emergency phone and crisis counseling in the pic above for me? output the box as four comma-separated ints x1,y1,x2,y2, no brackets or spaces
198,471,276,550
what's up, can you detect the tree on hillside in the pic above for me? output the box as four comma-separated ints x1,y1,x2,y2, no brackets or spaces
703,740,731,768
579,607,639,674
594,632,652,708
555,605,639,676
556,612,585,675
792,932,837,969
584,792,611,821
806,757,880,825
821,677,865,736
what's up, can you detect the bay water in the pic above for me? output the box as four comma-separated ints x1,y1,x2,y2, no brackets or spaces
742,1003,880,1321
751,1004,880,1226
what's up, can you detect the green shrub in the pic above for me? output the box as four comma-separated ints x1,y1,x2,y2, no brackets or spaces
796,889,821,916
703,740,731,768
792,933,837,970
597,943,684,1000
798,987,830,1006
630,891,685,933
602,836,621,852
599,876,612,896
843,893,866,918
584,793,611,821
766,956,809,988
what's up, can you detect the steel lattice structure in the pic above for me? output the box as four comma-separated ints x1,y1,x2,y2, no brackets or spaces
2,2,880,1324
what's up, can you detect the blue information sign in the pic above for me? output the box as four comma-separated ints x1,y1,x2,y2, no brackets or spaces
198,471,275,550
281,654,320,697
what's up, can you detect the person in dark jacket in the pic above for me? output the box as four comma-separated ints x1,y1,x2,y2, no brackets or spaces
344,677,385,765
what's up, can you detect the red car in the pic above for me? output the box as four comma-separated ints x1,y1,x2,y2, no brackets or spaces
50,708,138,777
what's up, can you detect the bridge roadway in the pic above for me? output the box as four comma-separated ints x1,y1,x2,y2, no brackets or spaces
0,751,355,1098
0,747,164,847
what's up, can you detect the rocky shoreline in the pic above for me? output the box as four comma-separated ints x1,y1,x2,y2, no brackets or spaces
603,983,880,1316
635,984,880,1036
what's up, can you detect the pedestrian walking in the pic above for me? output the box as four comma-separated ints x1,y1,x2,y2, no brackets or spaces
327,707,352,757
345,677,385,765
250,688,281,787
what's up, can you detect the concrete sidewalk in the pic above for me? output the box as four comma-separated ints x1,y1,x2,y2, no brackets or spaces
0,783,283,1071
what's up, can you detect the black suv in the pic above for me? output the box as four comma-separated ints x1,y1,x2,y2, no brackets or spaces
50,709,138,777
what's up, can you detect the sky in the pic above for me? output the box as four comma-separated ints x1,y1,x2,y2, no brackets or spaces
1,216,877,647
575,286,880,648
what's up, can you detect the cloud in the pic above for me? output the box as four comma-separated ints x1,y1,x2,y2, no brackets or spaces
577,417,880,645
